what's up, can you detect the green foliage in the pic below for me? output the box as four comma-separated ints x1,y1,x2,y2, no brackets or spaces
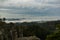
0,20,59,40
46,24,60,40
46,31,60,40
56,24,60,29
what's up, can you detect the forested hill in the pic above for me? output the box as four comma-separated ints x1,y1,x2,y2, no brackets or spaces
0,20,60,40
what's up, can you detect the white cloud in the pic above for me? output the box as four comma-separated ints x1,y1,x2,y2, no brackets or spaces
0,0,60,9
5,16,60,23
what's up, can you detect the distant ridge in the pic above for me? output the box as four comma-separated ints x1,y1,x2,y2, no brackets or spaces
5,19,59,23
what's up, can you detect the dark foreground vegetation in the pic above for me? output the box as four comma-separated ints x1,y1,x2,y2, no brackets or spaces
0,19,60,40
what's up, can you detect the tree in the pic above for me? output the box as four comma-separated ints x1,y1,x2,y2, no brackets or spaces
3,18,6,22
46,24,60,40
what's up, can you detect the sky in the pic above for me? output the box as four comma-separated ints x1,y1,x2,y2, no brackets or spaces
0,0,60,21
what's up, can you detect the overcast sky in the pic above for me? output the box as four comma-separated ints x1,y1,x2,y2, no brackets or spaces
0,0,60,21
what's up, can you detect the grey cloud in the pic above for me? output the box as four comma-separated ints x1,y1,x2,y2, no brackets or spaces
0,0,60,20
47,0,60,4
0,0,60,9
0,0,7,2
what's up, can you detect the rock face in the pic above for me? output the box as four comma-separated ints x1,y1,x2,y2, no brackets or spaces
17,36,40,40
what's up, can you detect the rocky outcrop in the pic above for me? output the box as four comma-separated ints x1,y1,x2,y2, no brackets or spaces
17,36,40,40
